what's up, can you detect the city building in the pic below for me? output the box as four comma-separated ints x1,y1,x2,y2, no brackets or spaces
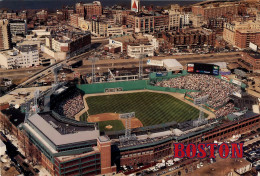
169,7,181,30
76,1,102,19
91,19,108,37
70,13,80,28
134,13,154,33
0,20,11,51
107,25,123,37
0,11,18,20
9,20,27,36
78,17,92,31
239,50,260,72
154,13,169,32
207,17,228,30
36,10,48,21
107,34,158,58
190,14,205,28
180,13,191,27
41,29,91,60
223,20,260,48
192,1,239,20
163,28,216,48
0,44,39,69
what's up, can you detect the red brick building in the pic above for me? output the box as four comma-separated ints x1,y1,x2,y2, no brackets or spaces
163,28,216,48
154,14,169,32
239,50,260,72
75,1,102,19
192,2,239,20
235,29,260,49
70,13,79,27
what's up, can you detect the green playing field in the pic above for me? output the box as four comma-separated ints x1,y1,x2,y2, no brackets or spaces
86,92,203,127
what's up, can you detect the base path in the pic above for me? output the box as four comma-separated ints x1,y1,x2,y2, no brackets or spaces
87,113,143,129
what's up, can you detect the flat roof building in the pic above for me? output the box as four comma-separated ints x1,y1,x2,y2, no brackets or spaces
0,20,11,51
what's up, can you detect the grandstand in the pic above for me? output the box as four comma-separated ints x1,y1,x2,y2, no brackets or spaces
50,86,85,118
156,74,242,117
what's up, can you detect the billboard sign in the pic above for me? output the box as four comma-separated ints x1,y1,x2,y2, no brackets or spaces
187,63,194,72
249,42,257,52
187,63,219,75
147,59,164,66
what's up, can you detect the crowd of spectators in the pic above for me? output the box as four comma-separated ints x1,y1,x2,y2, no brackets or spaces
54,91,84,118
215,102,236,118
155,74,241,117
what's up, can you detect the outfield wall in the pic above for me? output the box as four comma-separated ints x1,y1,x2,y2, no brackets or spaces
77,80,148,94
77,81,197,95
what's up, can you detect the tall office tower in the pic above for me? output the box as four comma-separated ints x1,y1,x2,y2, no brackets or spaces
131,0,140,13
0,20,11,51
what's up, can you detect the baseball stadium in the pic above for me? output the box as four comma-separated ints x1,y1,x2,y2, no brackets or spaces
10,66,260,176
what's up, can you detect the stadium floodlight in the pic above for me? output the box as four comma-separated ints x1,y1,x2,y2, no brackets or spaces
89,57,99,83
119,112,136,141
138,54,145,80
193,95,208,127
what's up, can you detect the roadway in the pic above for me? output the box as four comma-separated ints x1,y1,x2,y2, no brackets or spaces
15,40,108,88
12,48,240,88
75,52,240,74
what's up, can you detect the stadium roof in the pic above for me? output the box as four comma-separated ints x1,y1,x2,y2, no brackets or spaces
163,59,183,71
26,113,99,147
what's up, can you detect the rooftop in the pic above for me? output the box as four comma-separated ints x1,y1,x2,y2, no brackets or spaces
244,50,260,59
0,86,51,106
15,44,38,52
26,112,99,146
1,108,25,127
98,136,110,142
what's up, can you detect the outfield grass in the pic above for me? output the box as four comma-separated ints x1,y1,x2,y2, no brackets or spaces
87,92,203,127
98,120,125,132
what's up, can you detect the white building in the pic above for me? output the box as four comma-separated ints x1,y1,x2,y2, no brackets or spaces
107,25,123,37
169,11,180,30
0,44,39,69
9,20,27,36
180,13,191,27
127,43,155,58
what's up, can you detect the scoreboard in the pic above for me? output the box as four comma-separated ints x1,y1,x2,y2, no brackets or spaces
187,63,219,75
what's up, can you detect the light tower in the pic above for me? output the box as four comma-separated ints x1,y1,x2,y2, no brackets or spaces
138,54,145,80
89,57,99,83
119,112,137,143
193,95,208,127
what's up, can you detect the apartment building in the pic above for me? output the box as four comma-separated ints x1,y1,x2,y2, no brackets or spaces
9,20,27,36
0,20,11,51
0,44,39,69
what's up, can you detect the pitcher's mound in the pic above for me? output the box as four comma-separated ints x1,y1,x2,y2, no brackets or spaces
105,125,113,129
